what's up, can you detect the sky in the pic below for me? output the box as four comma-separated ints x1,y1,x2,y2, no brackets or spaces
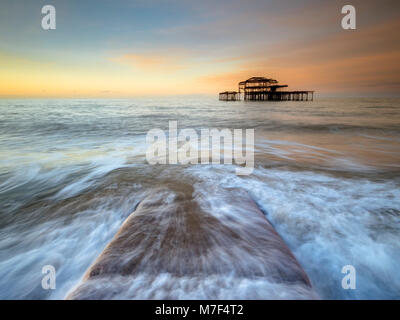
0,0,399,97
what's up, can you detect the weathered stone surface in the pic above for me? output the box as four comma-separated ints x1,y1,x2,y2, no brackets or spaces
67,188,317,299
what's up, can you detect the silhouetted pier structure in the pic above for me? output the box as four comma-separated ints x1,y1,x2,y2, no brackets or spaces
219,91,240,101
219,76,314,101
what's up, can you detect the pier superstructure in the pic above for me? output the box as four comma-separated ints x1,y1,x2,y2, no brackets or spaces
219,76,314,101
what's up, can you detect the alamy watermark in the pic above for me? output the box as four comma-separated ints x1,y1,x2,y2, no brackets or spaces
41,5,56,30
341,5,356,30
145,121,254,175
341,265,356,290
40,5,356,31
41,265,56,290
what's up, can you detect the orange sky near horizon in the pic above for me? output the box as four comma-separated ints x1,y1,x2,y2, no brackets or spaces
0,0,399,98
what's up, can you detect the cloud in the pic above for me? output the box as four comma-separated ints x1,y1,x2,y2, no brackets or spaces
111,53,187,72
2,0,400,96
196,16,400,94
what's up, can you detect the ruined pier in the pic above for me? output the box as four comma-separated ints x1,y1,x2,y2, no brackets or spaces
219,76,314,101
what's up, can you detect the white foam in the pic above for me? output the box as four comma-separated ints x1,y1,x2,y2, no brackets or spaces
185,165,400,299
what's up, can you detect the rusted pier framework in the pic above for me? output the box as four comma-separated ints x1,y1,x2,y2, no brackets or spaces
219,91,240,101
237,77,314,101
242,90,314,101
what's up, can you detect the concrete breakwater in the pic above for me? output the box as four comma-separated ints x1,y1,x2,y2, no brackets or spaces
67,187,317,299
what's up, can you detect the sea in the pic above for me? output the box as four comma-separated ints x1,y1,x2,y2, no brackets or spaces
0,97,399,299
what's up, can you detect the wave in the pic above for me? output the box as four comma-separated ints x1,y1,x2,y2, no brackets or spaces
185,165,400,299
67,188,317,300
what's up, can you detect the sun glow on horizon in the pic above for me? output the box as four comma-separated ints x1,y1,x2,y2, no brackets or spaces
1,0,399,98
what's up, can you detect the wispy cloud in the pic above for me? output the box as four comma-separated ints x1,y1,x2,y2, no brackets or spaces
197,16,400,94
111,53,187,72
1,0,400,96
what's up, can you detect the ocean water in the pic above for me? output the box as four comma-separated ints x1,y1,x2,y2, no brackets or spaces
0,97,399,299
